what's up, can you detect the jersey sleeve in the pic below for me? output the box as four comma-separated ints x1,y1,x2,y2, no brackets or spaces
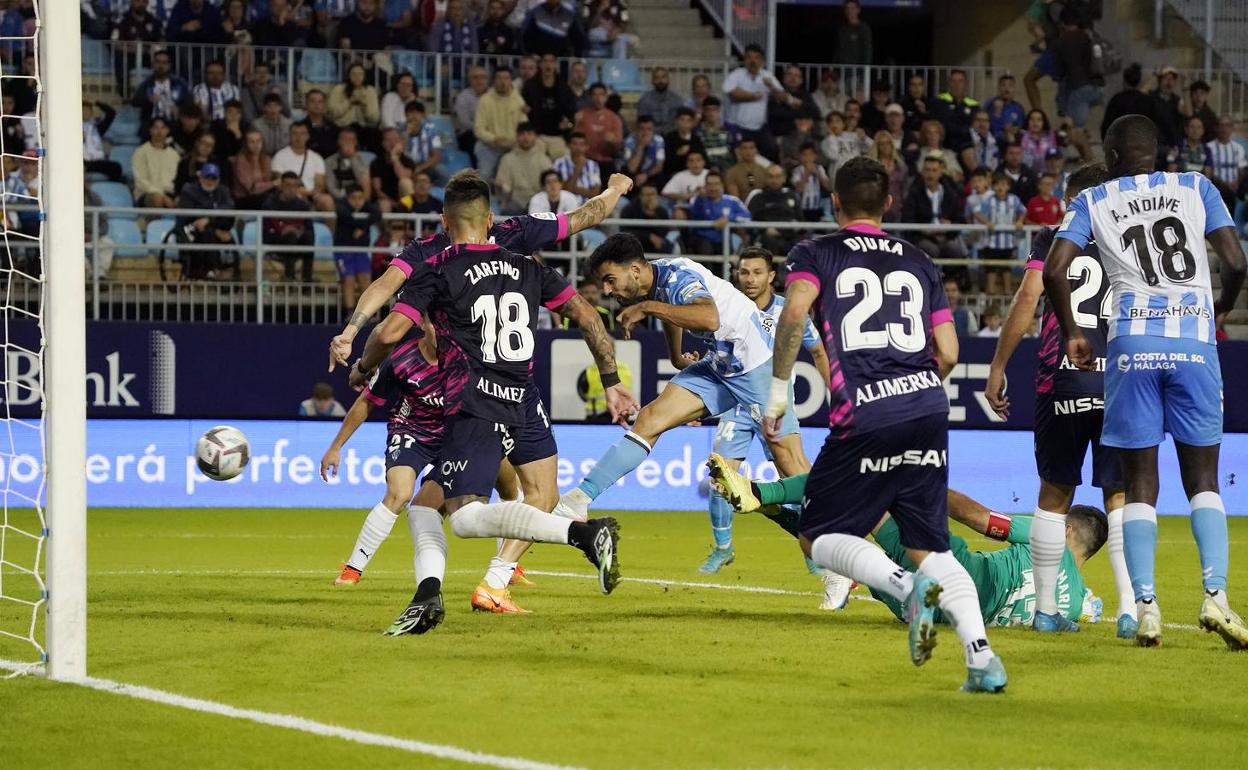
784,241,822,292
536,261,576,310
392,263,441,325
1024,227,1056,272
927,261,952,327
362,357,400,408
1054,190,1093,249
1198,174,1235,233
665,265,713,305
1005,515,1032,546
496,213,571,253
801,316,821,351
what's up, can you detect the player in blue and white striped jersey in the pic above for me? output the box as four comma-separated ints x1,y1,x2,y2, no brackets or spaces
1205,114,1247,208
1044,114,1248,649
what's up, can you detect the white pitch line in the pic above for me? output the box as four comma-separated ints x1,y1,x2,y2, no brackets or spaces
0,659,584,770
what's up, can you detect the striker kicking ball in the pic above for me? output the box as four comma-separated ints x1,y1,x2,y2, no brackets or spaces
196,426,251,481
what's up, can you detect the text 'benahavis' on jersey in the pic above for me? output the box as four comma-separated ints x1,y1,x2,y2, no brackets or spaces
391,243,575,427
1027,227,1109,395
785,224,951,438
649,257,776,377
388,213,570,278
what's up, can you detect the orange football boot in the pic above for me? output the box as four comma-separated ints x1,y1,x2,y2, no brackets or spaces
334,564,362,586
509,563,537,587
471,583,531,613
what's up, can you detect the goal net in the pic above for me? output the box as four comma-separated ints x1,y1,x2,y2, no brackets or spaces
1,1,87,679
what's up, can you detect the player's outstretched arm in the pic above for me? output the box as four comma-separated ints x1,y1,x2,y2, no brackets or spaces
1041,237,1093,369
353,311,415,389
947,489,1013,541
618,297,718,338
329,264,408,371
565,173,633,235
986,268,1043,418
763,279,818,436
557,293,639,425
320,393,374,481
1209,226,1248,316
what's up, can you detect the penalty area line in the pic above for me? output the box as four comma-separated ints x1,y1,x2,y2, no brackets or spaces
0,659,585,770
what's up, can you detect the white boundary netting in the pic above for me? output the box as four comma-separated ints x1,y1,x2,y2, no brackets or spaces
0,2,45,672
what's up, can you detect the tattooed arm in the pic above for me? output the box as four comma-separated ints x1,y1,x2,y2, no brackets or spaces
565,173,634,236
555,293,639,425
329,264,408,371
763,278,819,436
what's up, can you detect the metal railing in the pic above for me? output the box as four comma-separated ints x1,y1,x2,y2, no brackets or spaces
697,0,772,63
1166,0,1248,80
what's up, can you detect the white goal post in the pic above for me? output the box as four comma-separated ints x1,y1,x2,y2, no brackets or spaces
43,2,88,680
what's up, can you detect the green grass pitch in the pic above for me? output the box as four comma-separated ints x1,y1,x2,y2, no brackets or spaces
3,508,1248,769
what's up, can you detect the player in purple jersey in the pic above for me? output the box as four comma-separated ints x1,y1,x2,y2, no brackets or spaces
764,157,1006,692
981,164,1139,638
351,172,638,627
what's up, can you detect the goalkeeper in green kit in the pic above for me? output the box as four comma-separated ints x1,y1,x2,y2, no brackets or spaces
708,456,1107,627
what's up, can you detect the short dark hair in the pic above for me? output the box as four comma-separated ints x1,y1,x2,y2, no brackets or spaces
705,170,724,184
225,99,243,112
833,156,890,218
345,184,364,196
744,43,764,56
1066,163,1109,200
540,169,561,186
1123,62,1143,88
1039,172,1056,182
990,171,1010,186
701,96,721,108
180,103,203,120
263,93,283,105
798,140,818,154
493,65,512,77
589,82,608,94
568,130,588,142
306,88,326,99
312,382,334,399
280,171,300,182
1104,114,1159,169
442,169,492,220
517,121,536,133
737,245,774,271
1068,504,1109,558
1191,80,1211,94
586,232,647,276
998,74,1015,84
970,166,991,179
675,106,696,119
636,114,654,126
949,68,967,79
405,100,426,114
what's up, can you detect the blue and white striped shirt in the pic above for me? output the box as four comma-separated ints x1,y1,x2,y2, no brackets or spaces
622,133,665,175
1205,138,1247,188
314,0,356,18
975,193,1025,251
192,82,241,121
404,122,443,165
553,154,602,204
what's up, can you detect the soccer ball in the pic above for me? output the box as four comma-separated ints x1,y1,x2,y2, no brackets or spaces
196,426,251,481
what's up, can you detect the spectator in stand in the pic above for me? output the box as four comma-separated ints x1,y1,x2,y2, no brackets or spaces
972,171,1025,296
241,62,287,125
192,60,240,122
337,0,389,50
4,151,40,248
522,53,578,160
253,0,315,47
300,89,340,159
584,0,637,59
661,148,708,205
325,127,372,203
516,55,539,90
272,122,331,210
172,103,207,154
659,107,704,189
82,99,124,182
901,72,931,133
212,99,247,159
622,182,674,254
1025,172,1063,226
1099,63,1159,142
221,0,252,42
682,170,750,255
174,162,235,280
382,0,418,47
999,141,1037,202
987,74,1026,145
473,66,527,180
843,99,869,143
697,96,733,173
637,68,686,135
454,65,489,161
370,127,416,212
479,0,517,55
175,131,221,193
521,0,586,57
746,163,801,254
820,111,859,178
1150,66,1184,151
334,183,382,309
329,62,381,149
131,49,190,130
723,137,768,200
622,114,665,189
402,172,444,223
977,305,1003,337
1043,148,1069,199
132,117,182,207
380,72,418,131
723,44,787,162
1018,108,1057,173
943,277,978,335
166,0,224,44
790,141,830,221
568,59,591,110
884,102,917,156
231,128,275,209
496,122,552,214
779,108,822,170
832,0,872,64
689,75,713,115
529,168,579,216
867,129,908,222
1166,115,1213,175
251,92,292,156
959,109,999,174
1207,114,1247,209
553,131,602,203
932,69,978,151
1184,80,1218,142
913,119,962,181
859,80,892,136
373,218,411,279
6,55,36,118
299,383,346,417
963,165,991,254
0,94,22,158
574,82,623,174
901,154,967,265
769,65,820,142
427,0,478,52
402,100,446,184
315,0,356,45
263,172,315,283
1051,6,1101,161
113,0,163,97
812,70,847,119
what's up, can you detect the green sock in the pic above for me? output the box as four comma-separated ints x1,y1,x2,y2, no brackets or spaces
762,505,801,538
755,473,809,506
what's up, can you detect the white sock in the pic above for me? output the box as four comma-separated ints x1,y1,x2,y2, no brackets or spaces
810,533,913,603
1106,507,1136,620
346,502,399,571
1030,508,1067,615
448,500,572,543
407,505,447,584
918,550,995,670
484,557,517,590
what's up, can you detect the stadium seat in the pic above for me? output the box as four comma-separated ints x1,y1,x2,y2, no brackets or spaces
443,148,471,174
357,150,376,166
600,59,643,93
578,228,607,251
390,51,425,80
80,39,110,76
144,218,176,245
240,220,260,246
90,181,135,217
299,50,338,85
312,221,333,259
427,115,454,143
290,108,307,123
107,218,146,258
107,144,137,177
430,185,444,201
